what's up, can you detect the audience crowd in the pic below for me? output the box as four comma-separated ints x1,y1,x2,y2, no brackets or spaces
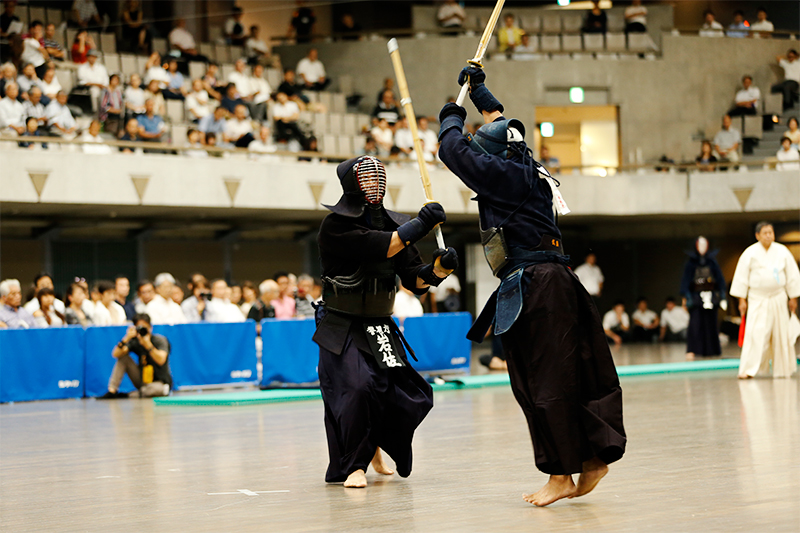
1,2,798,169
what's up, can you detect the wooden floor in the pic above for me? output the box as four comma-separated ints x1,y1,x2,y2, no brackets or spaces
1,348,798,532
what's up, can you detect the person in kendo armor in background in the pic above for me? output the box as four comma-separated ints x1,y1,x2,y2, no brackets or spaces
681,236,727,360
436,67,626,507
312,155,458,489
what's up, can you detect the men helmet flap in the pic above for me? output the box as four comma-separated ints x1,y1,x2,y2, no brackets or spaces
467,118,526,158
354,156,387,205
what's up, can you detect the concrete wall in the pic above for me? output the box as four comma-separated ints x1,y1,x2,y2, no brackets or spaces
2,151,797,217
275,34,792,164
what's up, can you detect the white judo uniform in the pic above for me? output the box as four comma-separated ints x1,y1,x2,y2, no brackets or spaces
730,241,800,378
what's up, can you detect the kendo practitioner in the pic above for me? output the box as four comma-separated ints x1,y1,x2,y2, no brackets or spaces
437,67,626,507
680,236,728,360
313,155,458,488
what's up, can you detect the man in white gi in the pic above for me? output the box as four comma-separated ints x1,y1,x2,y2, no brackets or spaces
574,252,604,298
730,222,800,379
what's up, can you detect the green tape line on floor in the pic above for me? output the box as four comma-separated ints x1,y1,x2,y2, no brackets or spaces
154,358,742,407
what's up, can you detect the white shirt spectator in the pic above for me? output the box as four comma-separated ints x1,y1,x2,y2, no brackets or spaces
21,38,46,67
185,89,211,120
92,301,126,325
602,310,630,330
144,294,186,325
428,273,461,301
145,66,171,89
225,117,253,140
574,262,604,296
776,145,800,171
16,74,40,95
393,289,424,319
24,298,66,315
713,127,741,152
296,57,325,84
245,37,269,58
632,308,658,327
227,70,252,97
0,95,25,131
419,128,438,158
124,86,146,113
45,100,76,130
624,4,648,26
40,76,62,98
699,20,724,38
248,75,271,104
80,130,113,154
77,61,109,87
22,99,46,123
779,58,800,84
205,298,246,323
661,306,689,333
394,125,413,152
370,125,394,152
734,86,761,107
750,20,774,32
438,2,466,28
169,27,196,50
272,99,300,120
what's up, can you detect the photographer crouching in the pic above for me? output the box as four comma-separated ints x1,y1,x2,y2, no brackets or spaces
98,313,173,399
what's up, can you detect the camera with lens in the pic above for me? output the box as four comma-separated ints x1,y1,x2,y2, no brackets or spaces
201,291,212,301
136,326,149,337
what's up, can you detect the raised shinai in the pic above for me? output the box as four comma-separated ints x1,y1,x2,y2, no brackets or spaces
437,67,626,506
312,156,458,488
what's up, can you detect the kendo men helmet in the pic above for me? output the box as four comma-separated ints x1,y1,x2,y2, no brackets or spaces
336,155,387,205
467,118,526,159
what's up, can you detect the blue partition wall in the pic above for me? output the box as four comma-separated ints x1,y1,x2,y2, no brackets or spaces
260,318,319,385
84,325,136,397
163,321,258,388
81,322,259,398
400,313,472,373
260,313,473,386
0,327,86,402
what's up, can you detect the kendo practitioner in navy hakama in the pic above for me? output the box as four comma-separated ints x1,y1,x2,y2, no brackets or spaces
437,67,626,507
313,155,458,488
681,236,728,359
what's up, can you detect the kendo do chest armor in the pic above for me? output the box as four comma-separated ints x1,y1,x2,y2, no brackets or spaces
692,265,716,292
322,260,397,317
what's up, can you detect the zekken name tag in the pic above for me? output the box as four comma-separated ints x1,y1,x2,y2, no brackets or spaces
363,323,406,369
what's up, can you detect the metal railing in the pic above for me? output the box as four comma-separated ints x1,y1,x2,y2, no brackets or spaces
1,134,792,175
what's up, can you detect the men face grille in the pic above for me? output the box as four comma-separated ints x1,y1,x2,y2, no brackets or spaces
355,156,387,205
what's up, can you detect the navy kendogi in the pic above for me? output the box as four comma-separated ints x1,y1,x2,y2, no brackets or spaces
681,237,727,357
437,68,626,478
313,156,457,483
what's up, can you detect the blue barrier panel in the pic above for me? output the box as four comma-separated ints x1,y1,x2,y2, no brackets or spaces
260,318,319,385
162,321,257,389
84,325,135,398
0,327,86,402
401,313,472,373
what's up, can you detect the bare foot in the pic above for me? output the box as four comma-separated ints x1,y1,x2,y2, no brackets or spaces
571,457,608,498
488,356,508,371
523,475,576,507
686,352,695,361
343,469,367,488
370,447,394,475
738,374,753,380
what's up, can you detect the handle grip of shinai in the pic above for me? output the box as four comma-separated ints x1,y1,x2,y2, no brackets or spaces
387,38,446,250
455,0,506,107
